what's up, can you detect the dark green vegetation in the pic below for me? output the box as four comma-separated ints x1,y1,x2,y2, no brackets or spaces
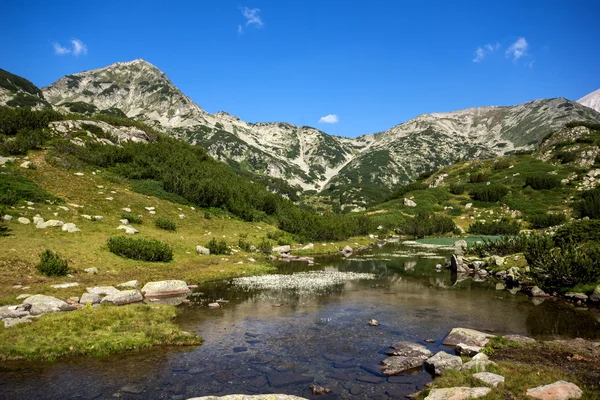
0,304,202,361
575,187,600,219
469,235,531,258
121,212,142,224
36,250,69,277
525,174,561,190
469,184,509,202
527,212,567,229
154,217,177,232
395,211,456,238
205,238,231,255
469,218,520,235
107,236,174,262
0,172,60,206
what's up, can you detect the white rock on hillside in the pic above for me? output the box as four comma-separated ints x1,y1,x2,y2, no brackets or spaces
141,280,191,297
23,294,73,315
425,387,491,400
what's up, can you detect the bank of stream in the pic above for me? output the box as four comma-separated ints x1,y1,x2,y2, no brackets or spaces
1,241,599,399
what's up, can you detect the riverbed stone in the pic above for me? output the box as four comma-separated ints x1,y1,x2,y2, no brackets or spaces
86,286,120,296
23,294,73,315
100,290,143,306
455,343,483,357
530,286,549,297
462,359,497,372
473,372,504,387
424,387,491,400
386,341,433,358
80,292,101,305
525,381,583,400
442,328,495,347
266,372,314,388
424,351,462,375
141,280,191,297
381,356,425,376
272,245,291,254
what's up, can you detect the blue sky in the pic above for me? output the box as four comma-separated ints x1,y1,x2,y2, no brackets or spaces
1,0,599,137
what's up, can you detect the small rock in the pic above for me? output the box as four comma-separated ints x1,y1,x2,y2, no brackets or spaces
93,215,104,221
122,208,132,213
84,267,98,274
141,280,190,297
80,293,101,305
495,282,506,291
86,286,120,296
273,245,291,254
117,280,139,289
51,282,79,289
310,385,332,395
472,353,488,361
443,327,495,347
404,198,417,207
100,290,143,306
2,215,12,221
530,286,550,297
74,172,84,176
425,387,491,400
17,217,31,225
504,334,536,343
424,351,462,375
208,302,220,308
462,359,497,372
526,381,583,400
455,343,483,357
195,245,210,255
23,294,73,315
368,319,379,326
61,223,81,233
473,372,504,387
20,161,31,169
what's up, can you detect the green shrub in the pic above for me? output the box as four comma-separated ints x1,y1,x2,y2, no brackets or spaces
527,213,567,229
107,236,173,262
396,211,455,238
449,183,465,195
469,171,489,183
206,238,230,255
574,187,600,219
553,220,600,247
493,159,512,170
121,213,142,224
37,250,69,276
387,182,428,201
469,217,520,235
469,185,509,202
554,151,577,164
257,238,274,254
524,174,561,190
575,137,595,144
595,154,600,165
0,128,49,155
238,238,252,252
469,235,531,257
0,173,59,206
154,217,176,232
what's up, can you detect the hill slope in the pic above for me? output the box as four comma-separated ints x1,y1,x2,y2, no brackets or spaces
578,88,600,113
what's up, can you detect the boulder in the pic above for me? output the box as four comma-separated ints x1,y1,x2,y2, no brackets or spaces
455,343,483,357
381,356,425,376
462,360,497,372
404,198,417,207
341,245,353,256
79,293,101,305
530,286,549,297
442,328,495,347
526,381,583,400
86,286,120,296
424,351,462,375
100,290,143,306
196,245,210,255
272,245,291,254
61,223,81,233
425,387,491,400
454,240,468,255
42,220,64,228
590,285,600,302
117,280,139,289
301,243,314,250
23,294,73,315
51,282,79,289
473,372,504,387
386,341,433,358
141,280,191,297
17,217,30,225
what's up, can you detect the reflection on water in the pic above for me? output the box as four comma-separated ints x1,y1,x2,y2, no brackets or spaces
1,243,599,400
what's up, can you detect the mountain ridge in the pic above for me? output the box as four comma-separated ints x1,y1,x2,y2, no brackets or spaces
578,88,600,114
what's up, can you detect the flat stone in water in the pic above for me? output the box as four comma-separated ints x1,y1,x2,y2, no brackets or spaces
327,372,353,381
356,375,385,384
233,346,248,353
360,363,386,377
249,354,274,364
324,353,353,363
266,372,314,388
213,371,234,383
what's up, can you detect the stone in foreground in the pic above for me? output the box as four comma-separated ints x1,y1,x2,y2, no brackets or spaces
473,372,504,387
79,293,101,305
424,387,491,400
23,294,73,315
462,360,497,372
87,286,120,296
526,381,583,400
100,290,143,306
141,280,191,297
454,343,483,357
381,356,425,376
386,341,433,358
187,395,308,400
424,351,462,376
442,328,495,347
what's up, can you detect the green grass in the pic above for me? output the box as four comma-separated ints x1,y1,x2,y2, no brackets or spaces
0,304,201,361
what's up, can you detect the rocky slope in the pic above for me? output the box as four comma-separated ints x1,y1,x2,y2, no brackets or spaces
578,88,600,113
0,68,49,109
37,60,600,206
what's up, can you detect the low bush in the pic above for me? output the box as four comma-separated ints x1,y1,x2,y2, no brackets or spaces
553,220,600,247
238,237,252,252
469,217,520,235
107,236,173,262
469,185,509,202
121,212,142,224
527,213,567,229
469,235,531,257
574,187,600,219
257,238,274,254
37,250,69,276
449,183,465,195
396,211,455,238
554,151,577,164
524,174,561,190
206,238,230,255
469,171,489,183
387,182,428,201
0,128,49,155
154,217,176,232
493,159,512,170
0,173,59,206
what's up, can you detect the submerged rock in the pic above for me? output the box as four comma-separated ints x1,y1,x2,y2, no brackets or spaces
424,387,491,400
526,381,583,400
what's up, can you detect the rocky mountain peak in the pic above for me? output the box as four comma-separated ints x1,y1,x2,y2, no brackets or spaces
578,88,600,113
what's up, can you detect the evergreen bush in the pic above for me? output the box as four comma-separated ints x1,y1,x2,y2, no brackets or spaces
37,250,69,276
524,174,561,190
107,236,173,262
468,217,520,235
206,238,230,255
469,185,509,202
154,217,176,232
449,183,465,195
527,213,567,229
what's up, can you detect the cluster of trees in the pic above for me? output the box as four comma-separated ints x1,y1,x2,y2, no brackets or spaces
394,211,456,238
468,217,520,235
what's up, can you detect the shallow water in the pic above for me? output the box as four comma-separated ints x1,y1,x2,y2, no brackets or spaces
2,243,599,400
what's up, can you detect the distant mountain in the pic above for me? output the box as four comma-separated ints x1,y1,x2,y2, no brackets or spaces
0,68,49,109
578,88,600,113
38,60,600,207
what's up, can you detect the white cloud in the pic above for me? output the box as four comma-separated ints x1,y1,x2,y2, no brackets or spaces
53,39,88,56
237,24,244,35
241,7,263,28
506,37,528,61
319,114,339,124
473,42,500,63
